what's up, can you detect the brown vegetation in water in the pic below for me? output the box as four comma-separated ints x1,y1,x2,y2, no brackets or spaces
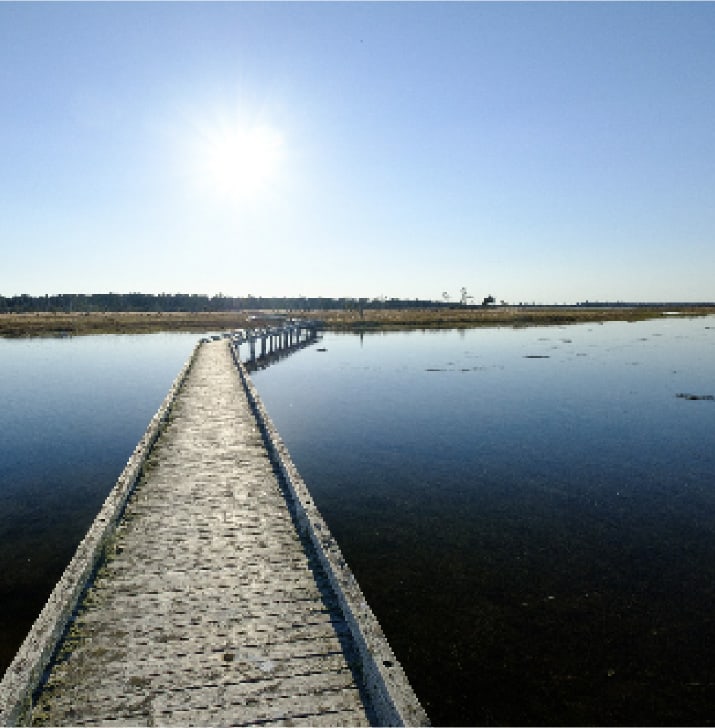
319,305,715,330
0,312,258,338
0,306,713,338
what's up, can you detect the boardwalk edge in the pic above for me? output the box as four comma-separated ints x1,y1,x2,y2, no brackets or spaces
231,343,430,727
0,343,202,727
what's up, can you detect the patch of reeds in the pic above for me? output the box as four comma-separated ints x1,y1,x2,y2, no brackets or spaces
1,306,713,338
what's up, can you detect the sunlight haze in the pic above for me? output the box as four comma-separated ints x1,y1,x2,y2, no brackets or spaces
1,2,714,303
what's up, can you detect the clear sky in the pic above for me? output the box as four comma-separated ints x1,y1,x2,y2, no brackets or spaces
2,2,714,304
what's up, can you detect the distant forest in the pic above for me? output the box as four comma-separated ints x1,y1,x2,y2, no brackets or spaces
0,293,451,314
2,294,711,314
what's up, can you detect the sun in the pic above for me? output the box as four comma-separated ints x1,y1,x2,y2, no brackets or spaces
196,123,284,204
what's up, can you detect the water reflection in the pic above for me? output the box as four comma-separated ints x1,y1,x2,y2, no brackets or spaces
2,320,714,724
0,333,198,671
252,317,715,725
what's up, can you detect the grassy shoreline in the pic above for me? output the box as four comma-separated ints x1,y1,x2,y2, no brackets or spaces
1,306,713,338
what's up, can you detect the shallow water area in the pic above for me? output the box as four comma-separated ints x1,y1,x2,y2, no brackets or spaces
251,316,715,725
1,318,714,725
0,333,198,671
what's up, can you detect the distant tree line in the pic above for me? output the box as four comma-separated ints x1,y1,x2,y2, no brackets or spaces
5,294,708,314
0,293,466,314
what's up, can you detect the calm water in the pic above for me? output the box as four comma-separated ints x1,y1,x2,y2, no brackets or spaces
1,319,715,725
250,317,715,726
0,333,199,672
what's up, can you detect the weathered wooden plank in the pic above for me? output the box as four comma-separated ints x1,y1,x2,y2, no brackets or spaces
29,341,372,726
2,338,427,726
150,685,368,725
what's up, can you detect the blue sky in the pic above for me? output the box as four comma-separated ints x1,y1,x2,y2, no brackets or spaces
2,2,714,304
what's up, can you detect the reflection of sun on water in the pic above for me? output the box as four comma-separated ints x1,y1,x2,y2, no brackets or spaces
195,123,284,204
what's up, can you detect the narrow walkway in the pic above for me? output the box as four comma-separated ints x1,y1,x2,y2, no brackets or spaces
31,341,373,726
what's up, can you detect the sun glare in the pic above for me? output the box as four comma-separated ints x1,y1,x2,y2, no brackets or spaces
196,123,284,204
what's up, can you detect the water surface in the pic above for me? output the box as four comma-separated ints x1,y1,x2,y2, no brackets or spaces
0,333,198,669
2,319,715,725
251,317,715,725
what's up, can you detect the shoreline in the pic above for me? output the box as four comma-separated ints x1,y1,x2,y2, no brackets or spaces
1,305,713,338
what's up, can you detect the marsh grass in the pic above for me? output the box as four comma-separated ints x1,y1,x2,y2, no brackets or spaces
319,305,714,330
1,306,713,338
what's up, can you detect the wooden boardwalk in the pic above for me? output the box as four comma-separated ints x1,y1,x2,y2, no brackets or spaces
12,340,424,726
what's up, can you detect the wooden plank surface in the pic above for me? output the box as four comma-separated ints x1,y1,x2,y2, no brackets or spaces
31,341,372,726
